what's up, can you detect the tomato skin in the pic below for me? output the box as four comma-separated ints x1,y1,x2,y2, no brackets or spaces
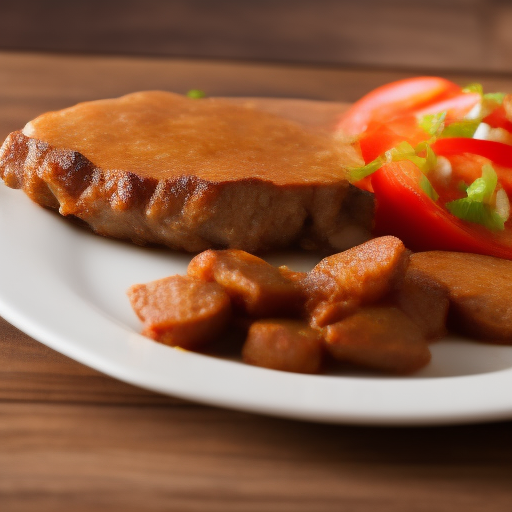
432,137,512,167
414,92,480,120
432,138,512,197
355,91,480,164
344,78,512,258
359,116,426,163
371,161,512,259
483,105,512,133
338,77,461,136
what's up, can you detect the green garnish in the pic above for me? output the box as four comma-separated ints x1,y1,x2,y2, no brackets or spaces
419,112,446,137
187,89,206,99
440,118,481,138
415,141,437,170
462,83,484,95
386,141,437,174
466,164,497,202
446,200,505,230
349,141,438,182
462,82,506,116
418,112,480,140
419,175,439,201
349,156,384,181
446,164,505,230
483,92,506,105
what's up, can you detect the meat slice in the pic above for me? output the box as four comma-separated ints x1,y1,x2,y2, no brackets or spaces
324,307,431,374
301,236,410,327
394,266,449,341
127,275,231,349
187,249,304,317
242,319,323,374
0,91,373,253
409,251,512,343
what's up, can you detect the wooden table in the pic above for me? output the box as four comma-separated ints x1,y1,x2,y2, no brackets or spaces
1,51,512,512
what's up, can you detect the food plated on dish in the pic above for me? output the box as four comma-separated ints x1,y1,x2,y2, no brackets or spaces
0,90,372,254
1,77,512,383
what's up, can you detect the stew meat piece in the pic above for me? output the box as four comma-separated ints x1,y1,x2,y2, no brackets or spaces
409,251,512,343
242,319,323,374
324,306,431,374
301,236,410,327
394,266,449,341
187,249,304,317
127,275,231,349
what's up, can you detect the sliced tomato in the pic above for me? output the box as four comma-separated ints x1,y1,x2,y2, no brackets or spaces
338,77,461,136
371,160,512,259
359,115,426,164
356,92,481,165
431,138,512,195
483,105,512,133
432,137,512,167
414,92,480,120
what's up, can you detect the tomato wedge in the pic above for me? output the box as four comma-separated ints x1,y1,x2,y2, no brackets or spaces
483,105,512,133
371,160,512,259
432,137,512,167
414,92,480,120
432,137,512,196
359,115,426,164
338,77,461,136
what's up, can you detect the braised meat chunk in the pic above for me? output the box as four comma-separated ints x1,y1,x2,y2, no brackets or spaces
127,238,450,376
242,319,324,374
409,251,512,343
301,236,410,327
324,307,431,374
127,275,231,349
394,265,449,341
188,249,304,317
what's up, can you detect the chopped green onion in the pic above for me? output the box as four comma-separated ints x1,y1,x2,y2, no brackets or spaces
385,141,415,159
349,156,384,182
440,118,481,138
462,82,506,116
350,140,440,182
415,142,437,171
385,141,437,174
187,89,206,99
446,164,504,230
483,92,506,105
446,199,505,230
462,83,484,95
466,164,497,203
481,92,506,118
419,175,439,201
386,144,425,171
419,112,446,137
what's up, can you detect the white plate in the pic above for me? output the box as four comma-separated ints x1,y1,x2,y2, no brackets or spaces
1,184,512,426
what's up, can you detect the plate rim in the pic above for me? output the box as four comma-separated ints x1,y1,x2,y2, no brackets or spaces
1,185,512,426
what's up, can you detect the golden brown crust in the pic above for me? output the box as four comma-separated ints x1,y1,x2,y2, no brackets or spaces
187,249,305,317
301,236,410,327
0,129,373,253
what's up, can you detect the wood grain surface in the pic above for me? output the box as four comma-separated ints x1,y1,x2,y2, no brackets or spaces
1,0,512,73
1,51,512,511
